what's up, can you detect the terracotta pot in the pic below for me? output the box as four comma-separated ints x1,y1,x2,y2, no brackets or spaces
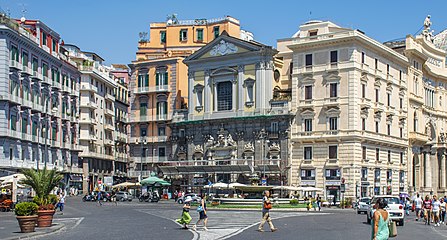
37,209,56,227
16,215,38,233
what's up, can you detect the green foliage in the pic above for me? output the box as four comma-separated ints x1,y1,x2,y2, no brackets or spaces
15,202,38,216
21,168,63,207
290,199,299,205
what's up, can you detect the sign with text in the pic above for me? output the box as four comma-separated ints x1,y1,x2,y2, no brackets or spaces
104,177,113,186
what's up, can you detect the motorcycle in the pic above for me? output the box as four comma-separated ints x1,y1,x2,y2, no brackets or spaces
139,192,151,202
82,194,96,202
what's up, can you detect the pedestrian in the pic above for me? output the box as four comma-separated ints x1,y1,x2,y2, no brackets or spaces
176,196,192,229
433,195,441,226
193,193,208,231
423,195,432,225
371,198,389,240
405,197,411,216
316,194,322,211
414,193,423,221
174,190,178,202
257,190,277,232
58,191,66,215
97,191,102,206
440,198,446,224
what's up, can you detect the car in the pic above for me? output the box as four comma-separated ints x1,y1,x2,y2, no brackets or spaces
177,193,201,204
357,197,371,214
366,195,405,226
115,191,133,202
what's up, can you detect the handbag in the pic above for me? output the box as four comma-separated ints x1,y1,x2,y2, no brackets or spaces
264,201,272,209
197,206,203,212
388,220,397,238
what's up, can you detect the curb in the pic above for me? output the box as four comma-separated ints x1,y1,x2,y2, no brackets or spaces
208,208,353,212
4,222,65,240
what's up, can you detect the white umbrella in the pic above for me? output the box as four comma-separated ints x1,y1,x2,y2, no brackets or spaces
0,182,26,189
228,183,246,189
272,186,302,191
301,187,324,192
0,174,26,184
212,182,229,189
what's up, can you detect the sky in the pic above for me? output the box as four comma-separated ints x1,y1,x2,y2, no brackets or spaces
2,0,446,65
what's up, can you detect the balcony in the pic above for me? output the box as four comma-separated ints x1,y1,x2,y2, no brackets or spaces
21,98,33,109
69,88,78,97
325,176,341,180
51,51,59,59
301,176,315,180
42,76,52,85
134,85,170,94
361,177,368,182
79,65,113,84
9,60,20,70
79,101,97,109
21,65,32,75
104,123,115,131
131,115,152,122
156,114,169,121
105,93,115,102
105,108,114,117
409,131,429,143
61,142,70,149
31,71,43,81
20,132,32,142
104,138,114,146
269,100,291,115
130,156,168,164
128,170,152,178
79,117,97,125
80,83,98,92
42,45,50,54
8,94,21,105
61,85,70,93
51,140,61,148
79,133,97,141
51,80,61,90
129,135,168,143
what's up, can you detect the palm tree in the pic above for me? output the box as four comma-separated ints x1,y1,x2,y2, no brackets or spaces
21,168,63,207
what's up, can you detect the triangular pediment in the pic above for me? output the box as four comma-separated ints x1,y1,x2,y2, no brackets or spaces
184,31,271,62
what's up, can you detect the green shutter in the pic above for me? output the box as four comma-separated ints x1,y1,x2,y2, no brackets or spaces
179,30,182,41
145,74,149,87
164,72,168,85
156,73,159,86
163,103,167,114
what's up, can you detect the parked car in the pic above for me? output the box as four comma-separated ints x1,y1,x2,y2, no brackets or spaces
177,193,201,204
115,191,133,202
366,195,405,226
356,197,371,214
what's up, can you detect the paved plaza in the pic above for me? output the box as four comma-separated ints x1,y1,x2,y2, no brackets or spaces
2,197,447,240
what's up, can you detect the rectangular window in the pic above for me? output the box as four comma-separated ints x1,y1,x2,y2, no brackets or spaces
361,168,368,179
330,83,338,98
399,98,403,109
309,30,318,37
400,127,403,138
330,51,338,63
304,147,312,160
387,64,390,75
270,122,279,133
140,128,147,137
213,26,220,39
196,29,203,41
42,32,47,46
301,169,315,180
22,51,28,67
305,54,312,66
140,103,147,116
387,124,391,136
362,84,366,98
362,118,366,131
375,122,379,133
32,57,38,72
329,146,338,159
388,150,391,163
10,115,17,131
376,148,380,162
159,147,166,157
387,93,391,106
10,45,19,61
329,117,338,130
375,169,381,181
400,152,404,164
399,70,402,80
180,29,188,41
361,52,365,64
304,85,312,100
304,119,312,132
158,127,166,136
52,39,57,52
375,89,379,102
217,81,232,111
362,146,367,160
375,58,378,69
160,31,166,43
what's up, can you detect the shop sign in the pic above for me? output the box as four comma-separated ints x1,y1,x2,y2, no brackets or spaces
104,177,113,186
301,180,316,186
326,181,340,186
361,182,370,186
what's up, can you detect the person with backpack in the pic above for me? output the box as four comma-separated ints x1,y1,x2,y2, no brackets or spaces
193,193,208,231
258,190,277,232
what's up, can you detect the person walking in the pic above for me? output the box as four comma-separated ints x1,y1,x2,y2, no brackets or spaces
58,190,66,215
414,193,423,221
316,194,322,211
440,198,446,224
258,190,277,232
371,198,389,240
97,191,103,206
405,197,411,216
176,196,192,229
423,195,432,225
433,195,441,226
193,193,208,231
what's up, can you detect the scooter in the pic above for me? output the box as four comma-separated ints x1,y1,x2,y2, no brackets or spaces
82,194,97,202
139,192,151,202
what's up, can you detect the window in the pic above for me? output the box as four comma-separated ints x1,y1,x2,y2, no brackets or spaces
42,32,47,46
375,169,381,181
138,74,149,87
158,127,166,136
304,119,312,132
414,78,419,95
213,26,220,39
388,150,391,163
140,128,147,137
309,30,318,36
362,146,367,160
52,39,57,52
330,83,338,98
156,72,168,86
305,54,313,66
32,57,38,72
399,98,403,109
325,169,340,179
376,148,380,162
387,93,391,106
22,51,28,67
180,29,188,41
330,51,338,63
361,52,365,64
10,148,13,160
375,89,379,102
301,169,315,180
400,152,404,164
375,58,378,69
361,167,368,180
304,85,312,100
304,147,312,160
329,117,338,130
217,82,232,111
387,124,391,136
328,146,338,159
399,70,402,80
158,147,166,157
425,87,435,108
160,31,166,44
270,122,279,133
362,118,366,131
400,127,403,138
10,45,19,61
289,62,293,80
10,115,17,131
140,103,147,116
375,121,379,133
413,112,418,132
196,29,203,41
362,84,366,98
386,64,390,75
156,101,168,116
142,148,147,157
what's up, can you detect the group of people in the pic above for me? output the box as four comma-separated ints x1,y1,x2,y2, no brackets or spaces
175,190,278,233
413,193,446,226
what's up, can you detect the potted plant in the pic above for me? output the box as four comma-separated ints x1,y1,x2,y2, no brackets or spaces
21,168,63,227
15,202,38,233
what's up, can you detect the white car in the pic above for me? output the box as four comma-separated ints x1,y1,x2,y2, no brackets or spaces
366,195,404,226
357,197,371,214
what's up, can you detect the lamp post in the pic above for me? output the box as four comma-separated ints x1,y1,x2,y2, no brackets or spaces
257,128,268,185
139,136,147,182
43,100,58,168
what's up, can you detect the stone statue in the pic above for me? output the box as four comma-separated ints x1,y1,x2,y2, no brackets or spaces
216,134,225,147
423,15,434,42
426,123,432,141
206,135,214,147
227,134,236,146
424,15,432,31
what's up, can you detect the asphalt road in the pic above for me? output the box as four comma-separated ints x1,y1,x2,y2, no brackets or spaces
39,197,447,240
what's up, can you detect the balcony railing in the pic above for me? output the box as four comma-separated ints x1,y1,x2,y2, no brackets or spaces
32,70,43,80
105,108,114,116
134,85,170,94
80,83,98,92
9,60,20,70
42,75,52,85
79,117,97,125
105,93,115,101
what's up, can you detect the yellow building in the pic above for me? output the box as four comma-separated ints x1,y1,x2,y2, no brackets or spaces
128,15,251,179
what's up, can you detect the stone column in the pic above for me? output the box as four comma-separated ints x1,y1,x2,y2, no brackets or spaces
188,71,195,119
82,158,89,194
237,65,244,115
204,70,211,118
440,151,446,190
425,151,432,189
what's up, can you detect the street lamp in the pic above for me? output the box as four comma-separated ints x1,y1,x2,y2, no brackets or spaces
44,104,58,169
138,136,147,182
257,128,268,185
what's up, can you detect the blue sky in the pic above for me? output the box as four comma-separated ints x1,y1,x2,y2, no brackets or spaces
2,0,446,65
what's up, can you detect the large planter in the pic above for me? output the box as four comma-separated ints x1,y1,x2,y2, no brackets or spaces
16,215,38,233
37,209,56,227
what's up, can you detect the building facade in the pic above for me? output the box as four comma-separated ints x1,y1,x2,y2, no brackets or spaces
64,44,117,193
0,16,82,186
281,21,409,202
128,15,250,180
165,32,292,190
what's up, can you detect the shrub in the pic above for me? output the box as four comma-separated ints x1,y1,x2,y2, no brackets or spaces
290,199,299,205
21,168,63,209
15,202,38,216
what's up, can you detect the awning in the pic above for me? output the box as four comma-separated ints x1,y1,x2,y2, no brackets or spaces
160,164,281,175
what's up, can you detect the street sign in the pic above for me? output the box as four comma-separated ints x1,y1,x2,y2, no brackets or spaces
261,178,267,186
340,184,346,193
104,177,113,187
1,189,6,194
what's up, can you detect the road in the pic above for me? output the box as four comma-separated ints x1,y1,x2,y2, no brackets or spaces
38,197,447,240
